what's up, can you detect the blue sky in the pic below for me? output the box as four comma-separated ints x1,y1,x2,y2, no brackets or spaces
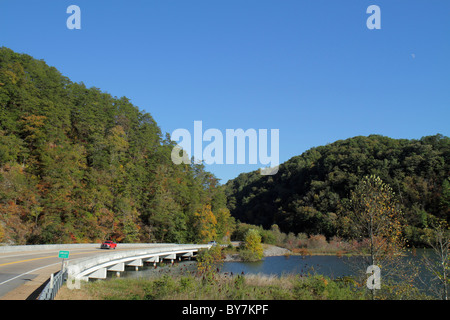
1,0,449,183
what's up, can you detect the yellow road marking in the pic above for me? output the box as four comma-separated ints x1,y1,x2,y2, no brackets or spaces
0,250,101,267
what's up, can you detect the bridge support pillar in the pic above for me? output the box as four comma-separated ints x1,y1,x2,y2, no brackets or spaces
108,262,124,272
145,256,159,264
162,253,176,261
87,267,107,279
127,259,143,267
181,252,193,260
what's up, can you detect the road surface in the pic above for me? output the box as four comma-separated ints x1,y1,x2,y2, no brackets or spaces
0,246,152,299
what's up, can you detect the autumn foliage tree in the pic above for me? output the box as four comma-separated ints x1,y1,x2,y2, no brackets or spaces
0,47,232,245
348,176,405,264
194,204,218,243
343,175,406,298
241,228,264,261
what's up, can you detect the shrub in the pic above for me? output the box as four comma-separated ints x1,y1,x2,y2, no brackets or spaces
239,249,262,262
259,229,276,244
196,246,224,285
292,248,311,256
242,229,264,261
285,232,297,250
144,275,176,300
293,275,364,300
270,224,286,245
296,233,308,248
234,274,245,289
179,276,196,292
306,234,328,250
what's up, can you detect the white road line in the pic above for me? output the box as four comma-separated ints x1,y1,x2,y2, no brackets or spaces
0,262,60,286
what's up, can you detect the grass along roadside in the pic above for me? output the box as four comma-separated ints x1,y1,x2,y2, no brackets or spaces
55,244,434,300
56,273,366,300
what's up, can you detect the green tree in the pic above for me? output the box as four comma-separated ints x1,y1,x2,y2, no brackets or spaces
194,204,217,243
0,47,230,244
441,178,450,215
215,207,235,242
225,134,449,246
241,228,264,261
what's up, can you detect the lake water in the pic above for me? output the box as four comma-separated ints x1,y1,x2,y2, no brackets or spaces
221,255,354,278
220,250,439,298
112,255,355,280
222,249,437,277
113,249,439,298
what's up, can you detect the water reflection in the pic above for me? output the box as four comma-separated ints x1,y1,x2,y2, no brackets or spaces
221,249,438,298
222,255,354,278
111,249,439,298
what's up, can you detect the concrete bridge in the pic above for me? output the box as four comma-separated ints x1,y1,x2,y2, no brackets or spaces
66,243,211,282
0,243,212,299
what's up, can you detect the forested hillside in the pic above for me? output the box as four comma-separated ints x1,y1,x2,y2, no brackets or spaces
0,47,234,245
225,134,450,246
1,47,448,248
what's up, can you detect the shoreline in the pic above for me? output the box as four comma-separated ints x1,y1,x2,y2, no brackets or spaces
224,244,292,262
223,244,381,261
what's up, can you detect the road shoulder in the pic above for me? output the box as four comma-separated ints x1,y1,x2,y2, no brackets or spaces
0,264,61,300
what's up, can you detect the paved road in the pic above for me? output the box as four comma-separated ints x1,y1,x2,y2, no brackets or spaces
0,246,154,299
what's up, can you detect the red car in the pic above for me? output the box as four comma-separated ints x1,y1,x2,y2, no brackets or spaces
101,240,117,249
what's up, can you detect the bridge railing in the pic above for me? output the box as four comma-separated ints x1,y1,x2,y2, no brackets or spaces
0,243,176,253
38,244,211,300
67,244,210,281
38,268,68,300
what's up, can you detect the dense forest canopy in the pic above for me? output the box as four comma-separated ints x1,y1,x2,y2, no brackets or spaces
0,47,234,244
225,134,449,246
0,47,448,248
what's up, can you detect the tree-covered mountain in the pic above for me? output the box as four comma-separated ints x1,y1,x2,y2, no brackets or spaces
0,47,234,244
225,134,449,246
1,47,448,248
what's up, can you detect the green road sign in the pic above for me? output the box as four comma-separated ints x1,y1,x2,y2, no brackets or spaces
58,250,70,259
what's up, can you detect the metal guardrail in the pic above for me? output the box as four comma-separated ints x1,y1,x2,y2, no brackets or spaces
38,268,67,300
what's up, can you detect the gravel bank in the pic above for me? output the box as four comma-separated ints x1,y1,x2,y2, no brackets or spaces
263,244,291,257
